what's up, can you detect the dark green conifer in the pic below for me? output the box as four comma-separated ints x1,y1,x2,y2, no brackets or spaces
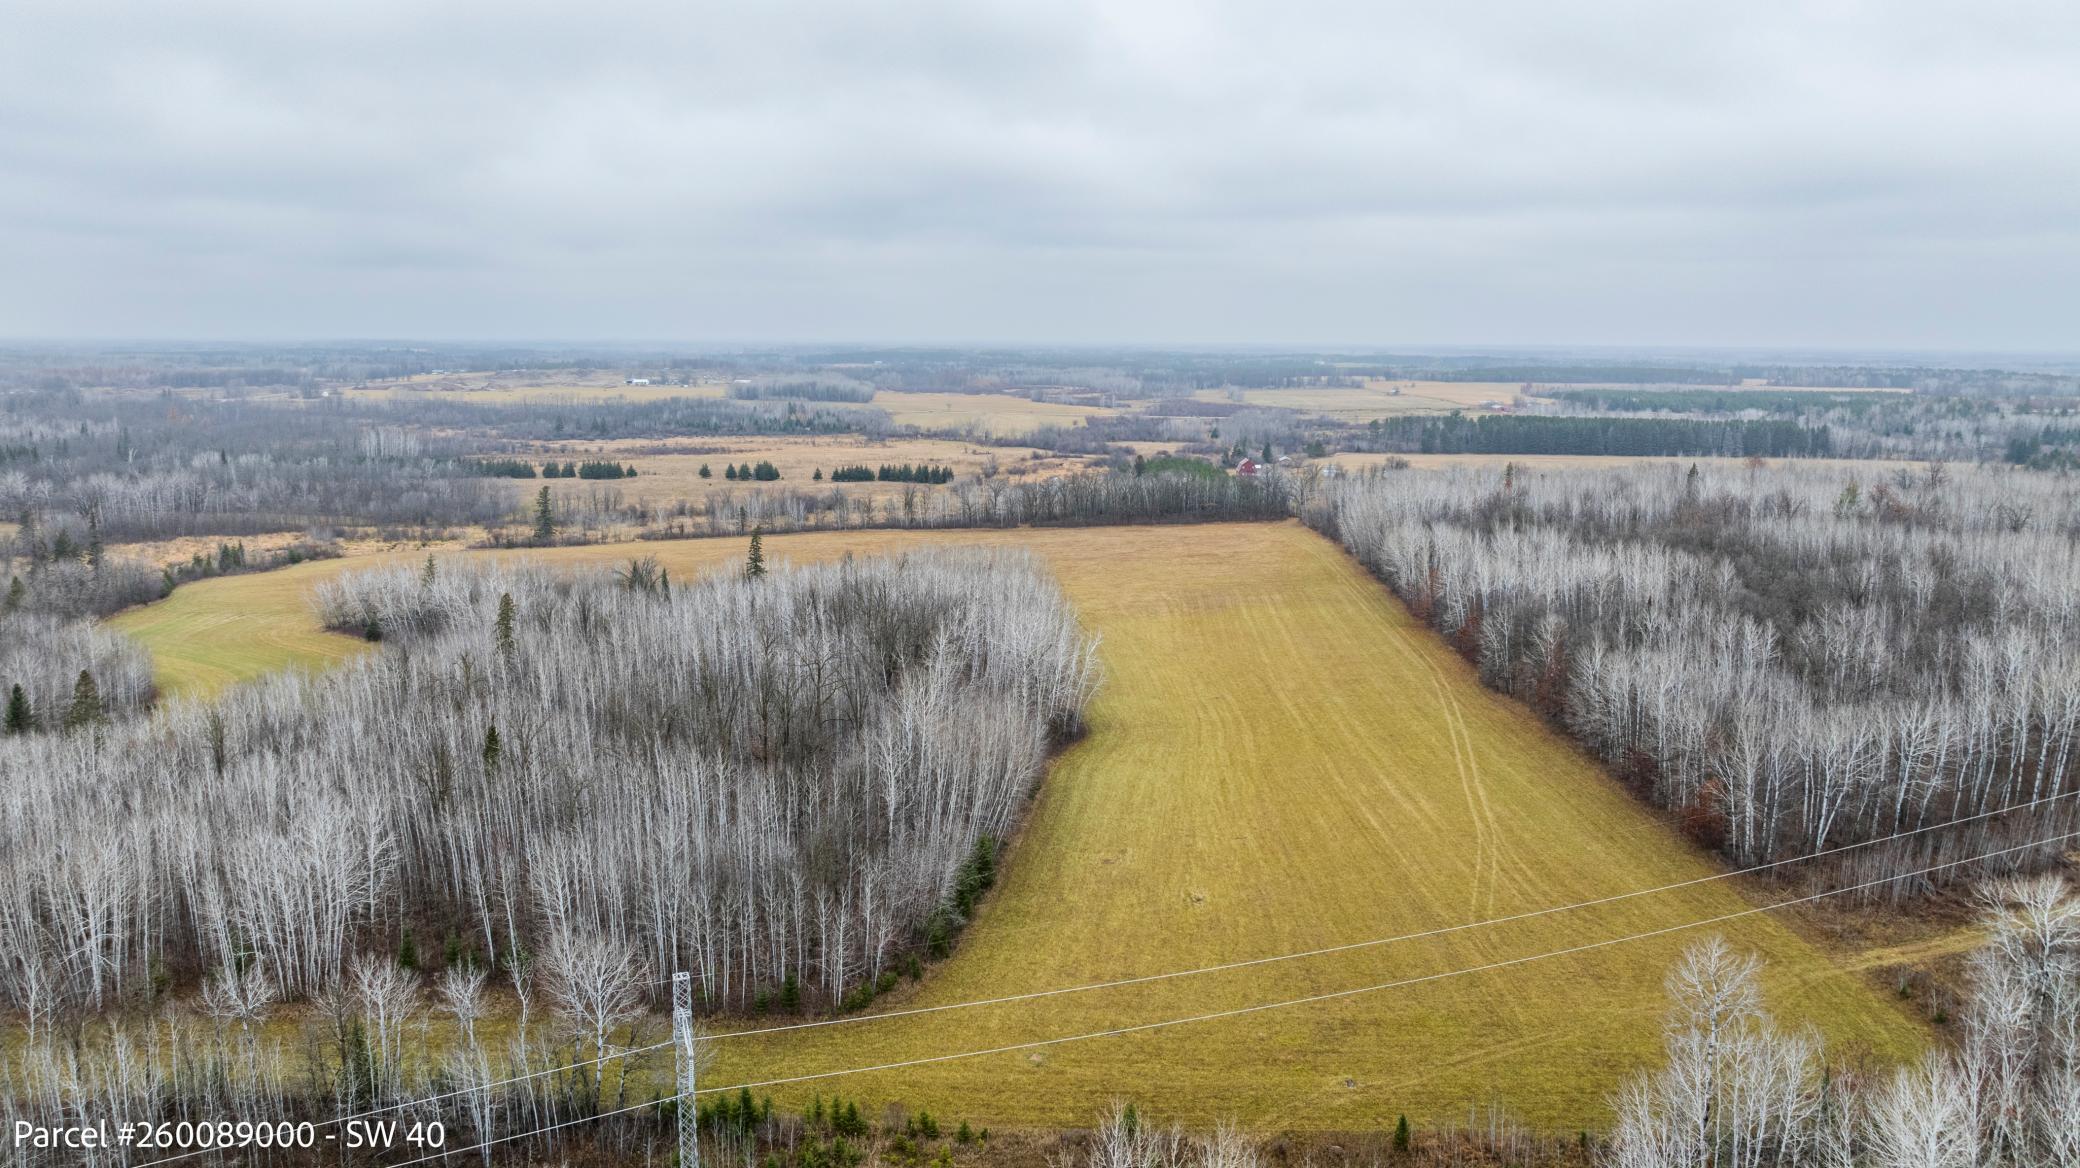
4,684,32,736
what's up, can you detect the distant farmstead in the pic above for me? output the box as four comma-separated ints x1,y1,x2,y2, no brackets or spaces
1234,458,1263,476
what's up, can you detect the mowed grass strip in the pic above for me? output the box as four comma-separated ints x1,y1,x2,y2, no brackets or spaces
109,522,1924,1130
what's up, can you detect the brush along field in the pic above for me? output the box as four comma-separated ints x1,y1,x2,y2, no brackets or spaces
108,522,1924,1131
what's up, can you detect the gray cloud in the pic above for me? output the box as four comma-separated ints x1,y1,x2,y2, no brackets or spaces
3,0,2078,348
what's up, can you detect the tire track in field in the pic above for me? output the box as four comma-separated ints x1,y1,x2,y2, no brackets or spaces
1302,535,1507,918
1319,535,1544,920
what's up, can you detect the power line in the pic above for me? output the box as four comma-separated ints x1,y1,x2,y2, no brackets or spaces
700,786,2080,1042
124,1040,675,1168
120,789,2080,1168
366,828,2080,1168
692,828,2080,1095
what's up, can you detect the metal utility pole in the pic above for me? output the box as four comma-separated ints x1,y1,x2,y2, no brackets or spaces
673,971,699,1168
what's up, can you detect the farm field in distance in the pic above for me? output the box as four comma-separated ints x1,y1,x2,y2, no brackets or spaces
1191,379,1532,420
343,371,1118,437
111,521,1926,1131
516,434,1089,505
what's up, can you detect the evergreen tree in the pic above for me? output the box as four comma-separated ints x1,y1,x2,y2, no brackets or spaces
495,592,516,654
813,467,823,481
4,684,32,736
1392,1115,1410,1154
482,723,502,771
421,554,437,586
397,931,418,970
63,670,102,732
85,509,103,571
207,711,228,776
746,527,767,578
1133,453,1147,476
532,485,556,544
3,575,23,612
698,463,712,479
725,464,739,480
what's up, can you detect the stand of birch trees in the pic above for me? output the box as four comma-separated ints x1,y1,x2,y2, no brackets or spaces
0,612,154,730
0,550,1097,1023
1608,877,2079,1168
1314,461,2080,883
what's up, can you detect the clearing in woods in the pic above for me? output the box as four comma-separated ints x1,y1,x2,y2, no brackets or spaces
110,522,1925,1130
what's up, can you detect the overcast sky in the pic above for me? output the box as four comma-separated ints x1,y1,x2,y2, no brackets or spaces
4,1,2077,349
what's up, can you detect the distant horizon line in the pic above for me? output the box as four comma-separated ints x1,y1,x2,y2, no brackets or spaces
6,338,2080,365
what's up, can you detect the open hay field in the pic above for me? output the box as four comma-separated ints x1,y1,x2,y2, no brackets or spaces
866,389,1115,436
467,435,1094,542
515,435,1083,503
108,523,1924,1131
1189,380,1527,421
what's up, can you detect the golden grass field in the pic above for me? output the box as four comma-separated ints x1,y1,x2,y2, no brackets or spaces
866,389,1113,435
1190,380,1530,421
108,523,1925,1131
515,435,1087,508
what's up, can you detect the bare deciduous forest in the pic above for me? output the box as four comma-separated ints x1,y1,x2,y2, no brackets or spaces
1608,879,2079,1168
1314,462,2080,879
1,551,1096,1020
0,611,153,731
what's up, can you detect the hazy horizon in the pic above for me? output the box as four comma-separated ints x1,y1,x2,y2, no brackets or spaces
6,2,2077,348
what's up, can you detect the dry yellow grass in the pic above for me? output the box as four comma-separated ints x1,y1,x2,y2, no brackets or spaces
110,523,1924,1131
866,390,1114,436
107,531,474,573
512,435,1083,507
1184,380,1527,422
